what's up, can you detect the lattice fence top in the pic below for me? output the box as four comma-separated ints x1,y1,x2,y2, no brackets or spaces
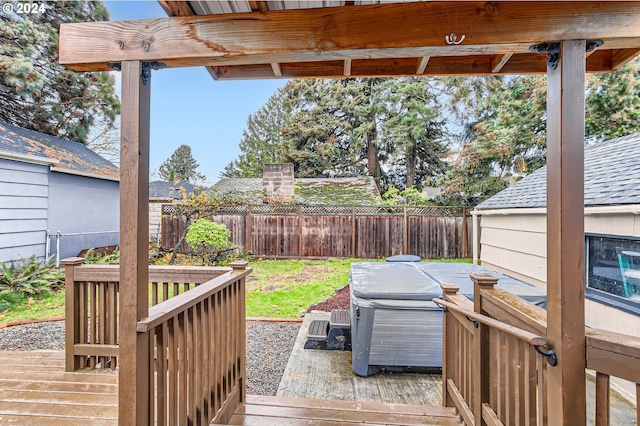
163,204,468,217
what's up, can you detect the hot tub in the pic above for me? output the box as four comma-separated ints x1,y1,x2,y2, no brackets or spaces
350,262,546,377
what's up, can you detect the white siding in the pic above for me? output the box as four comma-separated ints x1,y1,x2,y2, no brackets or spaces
478,207,640,398
149,202,164,242
0,158,49,263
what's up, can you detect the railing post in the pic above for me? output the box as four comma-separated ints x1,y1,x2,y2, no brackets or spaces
62,257,85,372
440,282,460,408
471,273,498,426
230,260,248,403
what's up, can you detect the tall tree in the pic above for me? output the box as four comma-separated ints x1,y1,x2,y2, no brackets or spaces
0,1,120,143
159,145,206,183
440,57,640,204
379,77,447,189
221,86,292,178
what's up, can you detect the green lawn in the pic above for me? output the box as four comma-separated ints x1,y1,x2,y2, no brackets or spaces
0,258,473,324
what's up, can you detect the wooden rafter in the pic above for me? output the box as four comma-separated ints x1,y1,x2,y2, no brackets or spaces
490,54,513,73
59,2,640,77
416,56,430,75
270,62,282,77
612,48,640,70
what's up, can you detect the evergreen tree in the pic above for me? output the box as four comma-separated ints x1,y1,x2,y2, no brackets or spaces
221,86,292,178
159,145,205,183
440,57,640,204
0,1,120,143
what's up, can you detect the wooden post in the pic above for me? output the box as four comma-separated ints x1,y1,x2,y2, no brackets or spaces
461,208,468,258
351,207,356,258
230,260,248,403
546,39,587,425
403,206,408,254
63,257,85,372
440,282,460,408
471,273,497,426
118,60,151,426
298,205,303,257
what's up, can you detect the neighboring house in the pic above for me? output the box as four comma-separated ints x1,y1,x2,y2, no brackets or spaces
149,180,200,242
0,121,120,264
212,164,382,205
473,132,640,349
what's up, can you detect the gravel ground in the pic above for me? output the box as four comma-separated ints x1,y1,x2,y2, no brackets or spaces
0,319,300,397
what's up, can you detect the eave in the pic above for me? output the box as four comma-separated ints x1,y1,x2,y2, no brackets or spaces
59,1,640,79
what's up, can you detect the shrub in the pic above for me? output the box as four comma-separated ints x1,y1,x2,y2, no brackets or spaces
0,256,64,297
84,247,120,264
186,219,232,265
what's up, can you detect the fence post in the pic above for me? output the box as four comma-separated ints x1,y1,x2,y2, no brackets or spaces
440,282,460,408
351,207,356,258
462,208,468,258
45,230,51,263
403,206,408,254
246,205,253,254
63,257,85,372
471,273,498,425
298,205,304,257
56,231,61,267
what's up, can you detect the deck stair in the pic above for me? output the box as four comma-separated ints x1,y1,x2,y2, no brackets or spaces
304,309,352,351
0,350,117,425
229,395,462,425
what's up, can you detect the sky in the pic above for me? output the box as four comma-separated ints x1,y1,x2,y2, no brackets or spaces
104,1,286,185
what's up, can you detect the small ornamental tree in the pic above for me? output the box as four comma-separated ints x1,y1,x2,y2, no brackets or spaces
185,219,231,265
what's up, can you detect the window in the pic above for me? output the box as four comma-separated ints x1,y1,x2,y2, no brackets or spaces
586,234,640,315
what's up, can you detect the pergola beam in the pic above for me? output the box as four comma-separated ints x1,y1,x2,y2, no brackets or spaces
59,2,640,74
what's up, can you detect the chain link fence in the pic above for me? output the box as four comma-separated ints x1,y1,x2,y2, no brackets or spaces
46,231,119,267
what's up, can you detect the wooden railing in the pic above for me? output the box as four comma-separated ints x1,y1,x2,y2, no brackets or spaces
438,273,640,426
137,261,250,425
62,257,236,372
436,274,552,426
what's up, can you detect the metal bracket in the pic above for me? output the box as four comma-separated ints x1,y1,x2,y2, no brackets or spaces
141,61,166,86
465,316,479,328
530,40,604,70
529,42,560,70
106,61,166,86
534,345,558,367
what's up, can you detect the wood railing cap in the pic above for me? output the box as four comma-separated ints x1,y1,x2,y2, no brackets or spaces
440,282,460,294
470,272,499,286
230,260,249,270
61,257,85,266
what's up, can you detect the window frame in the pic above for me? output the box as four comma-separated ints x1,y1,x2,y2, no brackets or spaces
585,233,640,317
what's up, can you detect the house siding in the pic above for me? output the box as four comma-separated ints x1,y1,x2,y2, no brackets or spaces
477,207,640,398
149,201,164,242
0,158,49,263
48,172,119,259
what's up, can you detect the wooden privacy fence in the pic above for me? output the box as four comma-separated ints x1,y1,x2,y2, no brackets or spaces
162,205,471,259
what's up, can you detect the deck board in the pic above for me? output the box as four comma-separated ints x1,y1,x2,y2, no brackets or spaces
277,311,443,405
231,395,461,425
0,351,118,425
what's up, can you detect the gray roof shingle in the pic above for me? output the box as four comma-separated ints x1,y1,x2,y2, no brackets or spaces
476,133,640,210
150,181,201,200
0,120,119,180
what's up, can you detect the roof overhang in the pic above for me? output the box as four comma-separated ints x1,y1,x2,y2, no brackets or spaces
59,1,640,79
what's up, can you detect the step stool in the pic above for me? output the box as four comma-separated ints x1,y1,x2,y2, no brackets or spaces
304,319,329,349
304,309,352,351
327,309,351,350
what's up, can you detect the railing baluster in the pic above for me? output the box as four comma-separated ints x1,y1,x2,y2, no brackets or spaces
152,281,158,306
89,282,97,369
595,372,610,426
178,311,187,425
163,282,170,302
157,323,167,425
99,282,106,369
168,317,177,426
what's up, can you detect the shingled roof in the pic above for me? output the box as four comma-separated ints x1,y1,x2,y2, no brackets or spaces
150,180,201,201
0,121,119,180
212,176,382,205
476,133,640,210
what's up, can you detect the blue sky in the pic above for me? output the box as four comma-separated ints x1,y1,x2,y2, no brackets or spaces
104,1,286,185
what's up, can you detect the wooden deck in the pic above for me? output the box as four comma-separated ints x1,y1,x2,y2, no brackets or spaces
229,395,461,425
0,350,117,425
